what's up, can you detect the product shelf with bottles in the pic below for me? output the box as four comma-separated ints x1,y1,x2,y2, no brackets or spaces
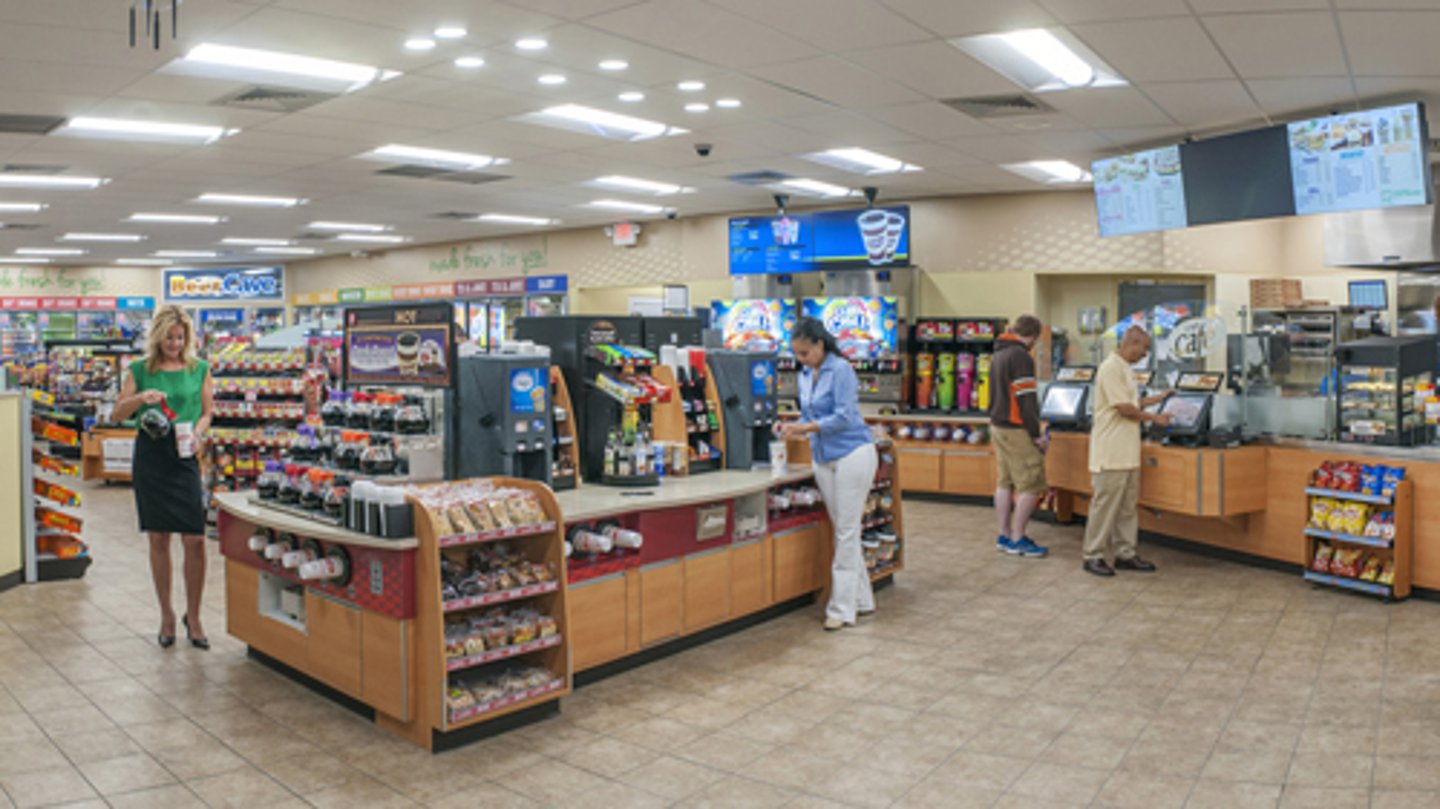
1303,460,1411,600
650,349,725,476
26,390,92,580
865,438,903,581
908,317,1004,415
585,345,671,486
549,367,580,490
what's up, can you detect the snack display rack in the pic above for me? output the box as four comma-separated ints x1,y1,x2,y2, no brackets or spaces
650,352,726,476
867,438,904,581
405,477,570,748
1303,461,1411,600
25,388,91,580
548,366,579,490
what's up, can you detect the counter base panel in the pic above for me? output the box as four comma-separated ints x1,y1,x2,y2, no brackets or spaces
0,570,19,594
431,701,560,754
246,646,375,721
573,592,816,689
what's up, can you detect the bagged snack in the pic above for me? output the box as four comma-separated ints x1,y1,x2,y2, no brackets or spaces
503,492,534,526
487,497,513,529
1332,462,1361,493
446,502,476,534
446,683,475,712
424,500,454,536
1360,465,1383,496
1359,556,1383,582
1330,548,1364,578
1382,466,1406,498
1313,461,1335,489
1311,543,1334,573
466,500,498,531
1309,498,1335,529
1379,560,1396,585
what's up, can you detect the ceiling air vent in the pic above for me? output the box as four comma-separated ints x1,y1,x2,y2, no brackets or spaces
728,170,793,186
0,115,66,135
214,85,337,114
941,94,1055,119
1,163,68,174
432,211,480,220
0,223,45,231
374,165,510,186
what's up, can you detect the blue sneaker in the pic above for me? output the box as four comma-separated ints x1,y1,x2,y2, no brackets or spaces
1011,537,1049,558
996,535,1014,553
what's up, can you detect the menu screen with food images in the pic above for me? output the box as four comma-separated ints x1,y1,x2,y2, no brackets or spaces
1092,145,1188,237
712,299,796,353
1288,102,1431,216
344,303,454,387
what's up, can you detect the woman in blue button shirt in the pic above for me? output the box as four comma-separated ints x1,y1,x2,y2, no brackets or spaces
781,318,878,631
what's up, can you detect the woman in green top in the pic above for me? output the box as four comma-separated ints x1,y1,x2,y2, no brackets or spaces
113,305,214,649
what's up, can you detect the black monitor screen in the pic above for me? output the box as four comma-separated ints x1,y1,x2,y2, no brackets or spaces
1041,385,1085,422
1160,393,1209,430
1180,126,1296,226
1349,279,1388,310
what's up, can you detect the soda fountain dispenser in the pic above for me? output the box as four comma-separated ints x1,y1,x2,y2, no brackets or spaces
708,349,779,469
448,352,554,484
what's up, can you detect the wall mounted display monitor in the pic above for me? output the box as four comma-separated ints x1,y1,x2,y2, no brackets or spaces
1348,279,1389,311
801,296,899,359
711,299,796,353
1289,102,1430,216
729,206,910,274
1092,145,1187,237
1180,126,1296,227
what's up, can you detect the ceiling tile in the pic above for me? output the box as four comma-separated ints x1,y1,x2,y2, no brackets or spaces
750,56,925,109
708,0,932,51
842,41,1022,100
1095,124,1188,149
1141,80,1263,130
870,101,998,139
877,0,1056,37
1246,78,1358,118
776,110,920,146
1204,12,1346,78
1035,0,1190,23
1190,0,1327,10
1072,18,1235,83
586,0,819,69
1041,87,1174,127
1340,11,1440,77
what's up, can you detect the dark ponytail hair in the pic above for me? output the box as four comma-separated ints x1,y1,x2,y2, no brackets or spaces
792,317,842,356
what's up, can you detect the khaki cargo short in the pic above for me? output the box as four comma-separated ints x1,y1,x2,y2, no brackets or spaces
992,426,1047,494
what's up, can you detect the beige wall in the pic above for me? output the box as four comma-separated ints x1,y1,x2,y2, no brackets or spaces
0,396,23,581
0,265,158,298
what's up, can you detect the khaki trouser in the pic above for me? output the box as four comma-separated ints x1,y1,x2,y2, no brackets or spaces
1083,469,1139,562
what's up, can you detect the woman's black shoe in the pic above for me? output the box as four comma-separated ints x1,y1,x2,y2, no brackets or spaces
157,632,175,649
182,614,210,651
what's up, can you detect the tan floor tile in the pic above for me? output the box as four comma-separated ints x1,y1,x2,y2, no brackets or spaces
1216,721,1301,753
1119,742,1212,780
610,714,710,751
1009,761,1110,803
1284,753,1373,788
963,723,1060,759
1095,772,1195,809
552,779,672,809
122,719,216,754
50,728,143,765
77,752,175,796
1066,707,1152,742
0,740,70,778
617,754,727,800
0,766,98,808
686,775,796,809
1294,723,1377,755
1377,723,1440,756
149,741,249,781
186,767,306,809
929,751,1030,792
1373,755,1440,791
1200,750,1294,784
1185,780,1281,809
674,731,773,771
28,704,115,738
893,776,1002,809
992,793,1087,809
805,762,917,809
1276,786,1369,808
493,758,609,805
1371,791,1440,809
746,749,838,791
853,733,958,779
426,781,539,809
1042,730,1131,771
303,776,417,808
0,716,47,746
105,785,206,809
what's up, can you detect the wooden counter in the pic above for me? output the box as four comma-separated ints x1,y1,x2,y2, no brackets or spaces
1041,432,1440,590
554,466,817,522
81,426,135,483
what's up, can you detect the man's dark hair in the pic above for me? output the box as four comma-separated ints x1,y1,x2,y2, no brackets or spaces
1011,314,1042,339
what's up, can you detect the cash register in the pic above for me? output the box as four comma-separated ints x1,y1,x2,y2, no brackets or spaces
1039,366,1096,431
1152,372,1224,446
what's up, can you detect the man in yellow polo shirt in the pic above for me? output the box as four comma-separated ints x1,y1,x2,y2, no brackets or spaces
1083,327,1173,577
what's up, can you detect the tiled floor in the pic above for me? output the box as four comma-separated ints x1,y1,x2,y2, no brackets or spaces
4,483,1440,808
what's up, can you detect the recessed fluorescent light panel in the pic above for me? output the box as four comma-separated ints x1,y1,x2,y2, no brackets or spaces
454,56,485,68
474,214,557,226
716,98,741,109
684,103,709,113
618,92,644,103
434,26,467,40
309,221,391,232
804,148,922,176
677,81,705,92
62,233,146,243
155,250,220,258
60,117,236,145
115,258,173,266
361,144,506,171
517,104,687,142
591,175,694,196
951,28,1124,92
333,233,408,244
222,238,294,246
538,74,567,86
0,175,107,189
598,60,628,71
254,247,320,255
405,38,436,51
195,193,305,208
1002,159,1092,184
129,213,224,224
586,199,666,214
772,178,858,199
169,42,400,94
3,257,51,264
16,248,85,256
0,202,46,212
515,38,547,51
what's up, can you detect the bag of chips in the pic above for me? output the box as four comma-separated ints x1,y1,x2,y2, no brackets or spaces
1358,556,1383,582
1360,465,1383,496
1311,543,1334,573
1309,498,1335,529
1330,548,1364,578
1379,560,1397,585
1382,466,1406,498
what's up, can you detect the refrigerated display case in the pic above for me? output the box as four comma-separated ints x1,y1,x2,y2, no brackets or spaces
1253,308,1367,396
1335,336,1435,447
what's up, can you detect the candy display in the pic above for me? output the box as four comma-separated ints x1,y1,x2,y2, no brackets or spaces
415,483,549,540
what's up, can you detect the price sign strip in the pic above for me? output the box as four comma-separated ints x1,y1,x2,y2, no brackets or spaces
437,522,557,549
447,678,565,725
445,633,562,673
443,581,559,613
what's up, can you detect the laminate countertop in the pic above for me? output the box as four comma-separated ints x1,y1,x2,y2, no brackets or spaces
555,467,816,523
215,491,420,550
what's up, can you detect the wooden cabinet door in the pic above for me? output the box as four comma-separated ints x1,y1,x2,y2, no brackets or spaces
683,547,731,633
306,592,362,698
772,523,823,602
941,449,993,495
1045,433,1091,493
639,561,683,646
896,446,942,493
1139,446,1198,514
567,573,628,671
361,612,410,721
730,539,768,616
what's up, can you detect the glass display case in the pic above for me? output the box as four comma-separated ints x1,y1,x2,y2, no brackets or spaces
1335,336,1435,447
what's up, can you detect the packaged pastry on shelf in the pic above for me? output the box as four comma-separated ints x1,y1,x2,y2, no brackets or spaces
446,684,476,712
447,503,477,534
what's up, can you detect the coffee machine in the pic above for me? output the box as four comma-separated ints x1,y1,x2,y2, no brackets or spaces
708,349,779,469
448,352,553,484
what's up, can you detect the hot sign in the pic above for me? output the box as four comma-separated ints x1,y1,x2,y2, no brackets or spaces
163,266,285,302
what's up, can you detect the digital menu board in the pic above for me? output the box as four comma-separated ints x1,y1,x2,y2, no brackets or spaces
801,296,899,359
711,299,796,353
1288,102,1431,216
1092,145,1187,237
729,206,910,274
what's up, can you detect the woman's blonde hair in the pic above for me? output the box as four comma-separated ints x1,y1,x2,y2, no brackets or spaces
145,305,199,373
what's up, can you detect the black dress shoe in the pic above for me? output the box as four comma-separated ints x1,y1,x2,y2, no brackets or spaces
1114,556,1157,572
1083,559,1116,577
182,614,210,651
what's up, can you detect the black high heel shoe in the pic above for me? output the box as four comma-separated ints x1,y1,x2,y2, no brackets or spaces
182,614,210,651
157,630,175,649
